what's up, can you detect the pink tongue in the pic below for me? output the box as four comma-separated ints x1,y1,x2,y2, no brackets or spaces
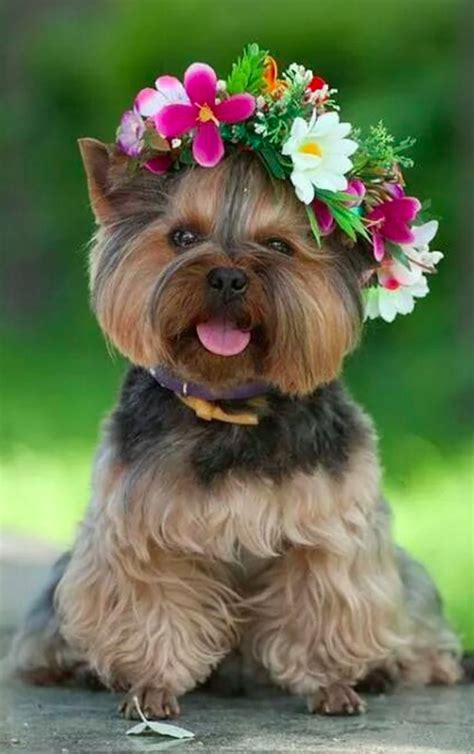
196,318,251,356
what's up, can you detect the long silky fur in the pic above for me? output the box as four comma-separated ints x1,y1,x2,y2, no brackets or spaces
9,147,463,714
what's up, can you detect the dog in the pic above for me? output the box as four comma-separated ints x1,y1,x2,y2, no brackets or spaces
9,139,463,719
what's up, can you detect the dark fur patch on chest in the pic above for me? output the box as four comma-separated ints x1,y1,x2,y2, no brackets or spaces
110,367,369,485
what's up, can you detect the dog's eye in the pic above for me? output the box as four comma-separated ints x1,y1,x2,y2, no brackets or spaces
264,238,293,256
170,229,201,249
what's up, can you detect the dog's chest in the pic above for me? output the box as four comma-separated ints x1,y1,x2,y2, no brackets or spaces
100,376,380,562
127,454,378,562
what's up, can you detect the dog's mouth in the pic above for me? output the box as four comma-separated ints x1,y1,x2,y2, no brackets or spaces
196,317,251,357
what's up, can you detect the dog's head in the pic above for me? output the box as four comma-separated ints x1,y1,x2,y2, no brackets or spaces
81,139,366,395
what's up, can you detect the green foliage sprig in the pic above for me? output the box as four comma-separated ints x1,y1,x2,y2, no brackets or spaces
352,121,416,180
226,43,268,96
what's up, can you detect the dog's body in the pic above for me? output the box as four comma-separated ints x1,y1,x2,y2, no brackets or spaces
10,143,462,717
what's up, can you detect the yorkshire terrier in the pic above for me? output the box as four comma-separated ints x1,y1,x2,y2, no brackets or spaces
10,139,463,719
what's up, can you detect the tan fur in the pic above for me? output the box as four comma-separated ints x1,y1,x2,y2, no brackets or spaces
372,547,462,687
89,154,360,395
245,444,407,698
11,147,463,718
76,407,378,565
50,396,461,711
56,443,240,694
55,412,409,704
92,221,174,366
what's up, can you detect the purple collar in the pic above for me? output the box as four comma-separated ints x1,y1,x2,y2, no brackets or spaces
149,365,268,401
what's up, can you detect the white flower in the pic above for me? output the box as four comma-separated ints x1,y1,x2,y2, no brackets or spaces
254,123,268,135
282,111,358,203
364,279,429,323
255,95,266,110
364,221,443,323
401,220,443,271
285,63,313,87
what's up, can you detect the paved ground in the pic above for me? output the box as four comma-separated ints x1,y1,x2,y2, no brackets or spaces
2,678,473,754
2,678,474,754
1,534,473,753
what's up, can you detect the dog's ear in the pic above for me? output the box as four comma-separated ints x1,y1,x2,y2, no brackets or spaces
78,138,129,225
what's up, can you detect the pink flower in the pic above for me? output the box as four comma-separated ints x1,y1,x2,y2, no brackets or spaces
311,179,367,236
386,183,405,199
144,155,172,175
116,108,172,174
154,63,256,168
135,76,190,117
367,195,421,262
312,199,335,235
345,178,366,207
117,109,145,157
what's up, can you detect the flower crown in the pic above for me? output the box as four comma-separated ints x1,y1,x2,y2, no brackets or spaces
116,43,442,323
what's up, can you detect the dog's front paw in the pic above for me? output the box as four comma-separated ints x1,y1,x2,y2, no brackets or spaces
119,687,181,720
307,684,366,716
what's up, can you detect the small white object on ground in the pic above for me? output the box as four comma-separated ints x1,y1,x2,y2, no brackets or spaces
126,696,195,740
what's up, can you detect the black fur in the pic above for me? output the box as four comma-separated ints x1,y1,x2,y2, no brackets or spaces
110,367,370,486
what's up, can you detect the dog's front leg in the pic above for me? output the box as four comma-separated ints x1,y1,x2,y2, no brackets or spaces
247,540,404,715
57,529,239,719
114,551,239,720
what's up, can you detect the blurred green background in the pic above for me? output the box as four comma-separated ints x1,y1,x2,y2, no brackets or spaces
1,0,473,645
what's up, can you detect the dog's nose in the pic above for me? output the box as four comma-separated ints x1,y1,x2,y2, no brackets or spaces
207,267,249,296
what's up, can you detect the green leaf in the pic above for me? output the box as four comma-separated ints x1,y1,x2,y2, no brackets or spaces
177,148,194,166
127,722,148,735
315,189,356,205
312,189,369,241
305,205,321,246
333,204,368,241
331,208,358,241
258,146,288,180
125,696,194,740
126,721,194,739
386,242,412,270
355,121,415,173
226,43,268,95
420,198,432,212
